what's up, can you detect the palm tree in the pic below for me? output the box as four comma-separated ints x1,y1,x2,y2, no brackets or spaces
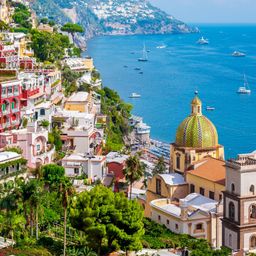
79,246,97,256
152,156,166,176
59,177,75,256
123,153,145,199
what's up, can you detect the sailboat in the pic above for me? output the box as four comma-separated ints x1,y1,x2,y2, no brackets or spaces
237,74,251,94
138,43,148,62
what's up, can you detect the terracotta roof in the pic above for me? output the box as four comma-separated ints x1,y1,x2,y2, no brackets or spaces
187,157,226,186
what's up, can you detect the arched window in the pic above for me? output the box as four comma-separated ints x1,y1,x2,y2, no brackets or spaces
250,235,256,249
231,183,235,193
250,205,256,219
176,154,180,170
229,202,235,220
250,185,255,195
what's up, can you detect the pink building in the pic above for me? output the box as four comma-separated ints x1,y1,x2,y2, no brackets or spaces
0,78,21,132
0,123,55,168
0,43,19,69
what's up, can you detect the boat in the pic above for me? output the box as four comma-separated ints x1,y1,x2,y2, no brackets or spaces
138,43,148,62
139,71,143,74
130,51,135,54
123,65,128,68
237,74,251,94
232,51,246,57
197,36,209,45
156,45,167,49
129,93,141,98
206,106,215,111
134,67,141,71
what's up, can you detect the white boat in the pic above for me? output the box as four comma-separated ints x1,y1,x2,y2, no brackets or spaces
156,45,166,49
232,51,246,57
129,93,141,98
197,36,209,45
206,106,215,111
138,43,148,62
237,75,251,94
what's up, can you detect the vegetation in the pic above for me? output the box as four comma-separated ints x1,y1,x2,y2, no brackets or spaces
30,29,70,62
70,185,144,255
12,2,32,31
61,23,84,41
48,127,62,152
97,86,133,152
152,156,166,175
142,218,231,256
123,153,145,199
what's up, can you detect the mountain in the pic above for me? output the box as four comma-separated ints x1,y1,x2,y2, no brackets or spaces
31,0,198,41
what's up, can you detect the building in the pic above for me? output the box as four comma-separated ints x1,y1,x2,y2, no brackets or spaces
106,151,128,192
139,173,188,217
0,151,27,182
0,123,55,168
0,43,19,69
62,153,106,182
37,23,54,33
150,193,223,248
222,155,256,253
0,0,9,23
170,93,224,174
64,91,91,113
0,77,22,132
186,156,226,202
44,70,61,97
63,57,94,72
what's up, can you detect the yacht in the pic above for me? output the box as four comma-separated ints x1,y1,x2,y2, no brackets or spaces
197,36,209,45
237,75,251,94
138,43,148,62
156,45,167,49
206,106,215,111
129,93,141,98
232,51,246,57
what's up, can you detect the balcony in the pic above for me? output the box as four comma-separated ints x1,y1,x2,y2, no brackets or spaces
2,109,10,115
1,94,7,99
193,229,205,234
14,91,19,96
7,93,13,97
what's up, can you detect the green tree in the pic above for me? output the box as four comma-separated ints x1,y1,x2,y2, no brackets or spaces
152,156,166,175
123,154,145,199
70,186,144,255
42,164,65,189
59,177,75,256
61,23,84,42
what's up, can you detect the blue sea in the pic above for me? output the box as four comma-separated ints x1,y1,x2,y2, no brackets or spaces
86,25,256,159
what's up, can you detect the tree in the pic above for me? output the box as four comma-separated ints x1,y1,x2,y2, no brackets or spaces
152,156,166,175
42,164,65,189
59,177,75,256
123,154,145,199
61,23,84,42
70,186,144,255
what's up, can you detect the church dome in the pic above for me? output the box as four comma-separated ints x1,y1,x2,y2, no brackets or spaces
175,93,218,148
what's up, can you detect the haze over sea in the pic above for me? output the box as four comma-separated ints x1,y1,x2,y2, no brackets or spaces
86,25,256,159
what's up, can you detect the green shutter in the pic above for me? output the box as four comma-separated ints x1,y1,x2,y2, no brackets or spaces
12,102,15,109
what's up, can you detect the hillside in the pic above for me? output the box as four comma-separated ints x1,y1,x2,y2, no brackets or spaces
31,0,198,40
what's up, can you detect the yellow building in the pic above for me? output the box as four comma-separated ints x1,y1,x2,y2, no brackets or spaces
64,91,91,113
83,57,94,71
0,0,9,23
186,156,225,202
37,24,54,33
170,93,224,174
138,173,188,217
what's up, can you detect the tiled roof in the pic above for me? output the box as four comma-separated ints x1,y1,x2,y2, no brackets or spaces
187,157,225,186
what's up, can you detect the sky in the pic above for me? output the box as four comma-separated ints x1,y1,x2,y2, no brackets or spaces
149,0,256,24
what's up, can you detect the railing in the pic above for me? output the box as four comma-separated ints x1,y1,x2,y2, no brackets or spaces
1,94,7,98
2,109,10,115
193,229,205,234
14,91,19,96
11,108,19,113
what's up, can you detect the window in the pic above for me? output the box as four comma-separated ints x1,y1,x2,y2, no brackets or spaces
209,191,215,200
231,183,235,193
229,234,232,247
175,224,179,230
250,185,255,195
219,194,223,201
190,184,195,193
199,187,205,196
229,202,235,220
250,205,256,219
176,154,180,170
196,223,203,230
40,109,45,116
156,179,161,195
8,87,12,94
158,215,161,221
11,102,15,109
36,144,40,151
166,219,169,225
74,168,79,174
250,236,256,249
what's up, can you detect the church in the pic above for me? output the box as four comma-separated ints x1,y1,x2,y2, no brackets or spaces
170,92,224,174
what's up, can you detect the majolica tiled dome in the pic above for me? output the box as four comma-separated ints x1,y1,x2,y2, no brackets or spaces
175,94,218,148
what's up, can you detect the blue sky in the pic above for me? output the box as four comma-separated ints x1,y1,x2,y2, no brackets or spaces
149,0,256,24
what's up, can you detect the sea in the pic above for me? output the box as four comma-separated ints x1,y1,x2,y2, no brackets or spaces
85,24,256,159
